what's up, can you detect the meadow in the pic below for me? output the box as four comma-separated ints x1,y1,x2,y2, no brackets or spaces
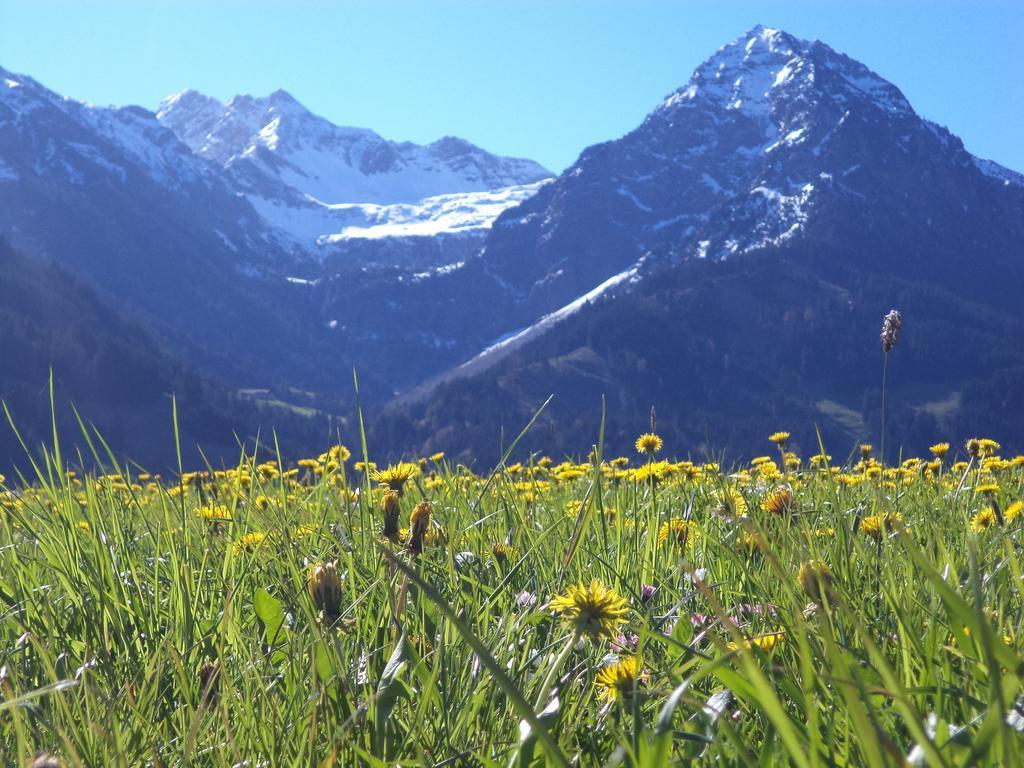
1,424,1023,766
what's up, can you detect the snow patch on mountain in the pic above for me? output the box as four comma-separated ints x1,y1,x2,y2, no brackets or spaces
470,264,641,364
320,182,550,242
398,258,644,402
243,181,547,257
412,260,467,282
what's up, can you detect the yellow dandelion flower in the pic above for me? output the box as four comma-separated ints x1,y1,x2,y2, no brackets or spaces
930,442,950,460
550,580,629,640
594,655,643,703
970,507,998,532
257,462,279,479
233,531,267,554
635,433,663,456
761,488,794,516
290,524,318,540
632,461,670,484
297,458,323,475
975,483,1000,495
809,453,832,468
768,431,790,446
196,504,232,522
658,517,699,548
859,515,883,541
860,512,902,542
728,631,785,653
967,438,1001,458
1005,501,1023,523
555,466,588,482
329,444,352,463
713,487,747,516
979,439,1001,457
372,462,420,494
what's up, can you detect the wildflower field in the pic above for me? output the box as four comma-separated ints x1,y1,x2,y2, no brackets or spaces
2,431,1024,766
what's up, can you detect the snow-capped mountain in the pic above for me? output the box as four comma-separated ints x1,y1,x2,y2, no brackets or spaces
471,25,1024,324
0,64,290,268
156,88,552,254
0,63,553,401
374,25,1024,462
4,24,1024,465
0,64,320,392
158,88,550,202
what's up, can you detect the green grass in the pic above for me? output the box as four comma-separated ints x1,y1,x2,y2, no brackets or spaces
1,425,1023,766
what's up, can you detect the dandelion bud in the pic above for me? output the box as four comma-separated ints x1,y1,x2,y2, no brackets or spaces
491,542,513,566
880,309,902,353
797,560,833,604
198,659,220,704
408,500,432,555
380,490,401,539
308,561,343,620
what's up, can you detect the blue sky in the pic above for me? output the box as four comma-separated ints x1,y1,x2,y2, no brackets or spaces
2,1,1021,172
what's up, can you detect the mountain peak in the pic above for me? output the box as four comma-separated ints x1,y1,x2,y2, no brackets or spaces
157,88,218,118
740,24,798,50
267,88,300,106
156,84,551,209
657,24,911,119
